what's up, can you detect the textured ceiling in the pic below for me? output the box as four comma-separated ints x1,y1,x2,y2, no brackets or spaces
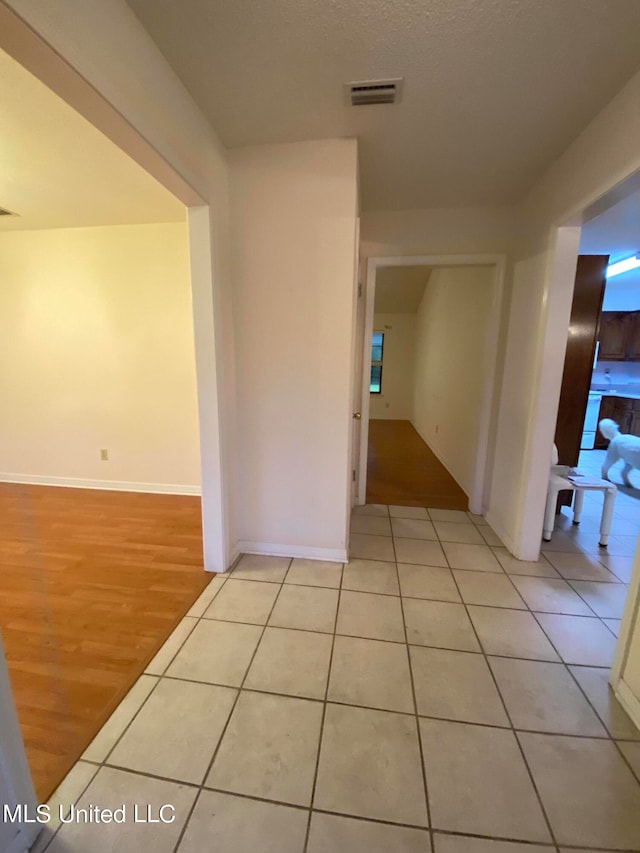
127,0,640,211
375,266,429,313
0,49,184,231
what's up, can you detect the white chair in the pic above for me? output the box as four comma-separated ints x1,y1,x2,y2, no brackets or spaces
543,448,617,546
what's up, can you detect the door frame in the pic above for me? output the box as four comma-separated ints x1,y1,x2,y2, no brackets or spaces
357,254,506,514
519,171,640,709
0,3,230,573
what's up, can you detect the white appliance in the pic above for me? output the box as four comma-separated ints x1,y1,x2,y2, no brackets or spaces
581,391,602,449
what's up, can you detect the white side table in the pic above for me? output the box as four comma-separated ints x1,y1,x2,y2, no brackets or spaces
543,467,617,547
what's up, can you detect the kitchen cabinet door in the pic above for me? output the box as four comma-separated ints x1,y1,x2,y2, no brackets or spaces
613,399,633,434
598,312,631,360
627,312,640,360
595,397,616,448
595,397,636,445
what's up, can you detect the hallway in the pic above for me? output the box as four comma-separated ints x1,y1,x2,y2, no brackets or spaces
32,505,640,852
366,419,468,510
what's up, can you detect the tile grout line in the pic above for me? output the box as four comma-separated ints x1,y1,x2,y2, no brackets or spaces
390,525,434,844
37,570,233,852
34,762,101,853
436,521,633,764
53,757,640,852
484,529,640,777
441,545,561,851
351,524,628,629
171,556,295,852
301,550,344,853
117,570,231,849
387,504,640,802
196,592,629,616
366,504,640,804
528,606,640,787
89,667,638,741
43,512,640,850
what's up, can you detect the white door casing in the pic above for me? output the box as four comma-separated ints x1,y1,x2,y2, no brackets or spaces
358,254,506,515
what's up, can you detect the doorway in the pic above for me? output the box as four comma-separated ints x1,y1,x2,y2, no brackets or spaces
527,172,640,731
356,255,505,515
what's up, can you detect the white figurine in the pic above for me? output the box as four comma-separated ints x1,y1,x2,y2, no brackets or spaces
599,418,640,487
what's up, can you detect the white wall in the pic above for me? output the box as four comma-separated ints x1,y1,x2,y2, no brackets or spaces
412,267,494,497
369,313,416,419
0,223,200,489
230,139,359,558
361,207,513,259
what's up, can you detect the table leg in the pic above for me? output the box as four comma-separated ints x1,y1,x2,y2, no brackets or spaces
573,489,584,524
599,488,616,547
543,486,558,541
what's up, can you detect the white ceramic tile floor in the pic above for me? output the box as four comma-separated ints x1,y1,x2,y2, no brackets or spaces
35,499,640,852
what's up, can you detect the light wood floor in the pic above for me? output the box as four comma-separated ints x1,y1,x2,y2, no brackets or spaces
0,484,209,800
366,419,468,509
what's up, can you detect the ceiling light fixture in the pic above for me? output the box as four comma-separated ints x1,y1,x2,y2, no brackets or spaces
606,253,640,278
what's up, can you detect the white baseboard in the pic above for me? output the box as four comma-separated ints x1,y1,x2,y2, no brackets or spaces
238,541,347,563
225,546,242,572
615,678,640,733
0,473,201,496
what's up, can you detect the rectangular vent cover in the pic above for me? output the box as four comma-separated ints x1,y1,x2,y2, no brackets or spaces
346,78,403,106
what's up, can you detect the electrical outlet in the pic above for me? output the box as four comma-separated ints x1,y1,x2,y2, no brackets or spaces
100,449,109,461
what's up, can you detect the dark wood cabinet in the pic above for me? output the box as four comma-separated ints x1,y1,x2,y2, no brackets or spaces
598,311,640,361
628,312,640,360
595,395,640,447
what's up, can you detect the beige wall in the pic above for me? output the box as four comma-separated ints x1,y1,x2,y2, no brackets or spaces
0,222,200,489
369,313,416,420
230,139,359,558
412,267,494,497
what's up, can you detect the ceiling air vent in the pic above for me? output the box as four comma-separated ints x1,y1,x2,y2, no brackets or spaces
346,78,403,106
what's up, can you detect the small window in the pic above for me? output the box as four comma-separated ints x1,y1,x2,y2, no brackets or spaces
370,331,384,393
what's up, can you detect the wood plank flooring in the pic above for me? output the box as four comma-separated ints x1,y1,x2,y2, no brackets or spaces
0,484,210,800
366,419,468,509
